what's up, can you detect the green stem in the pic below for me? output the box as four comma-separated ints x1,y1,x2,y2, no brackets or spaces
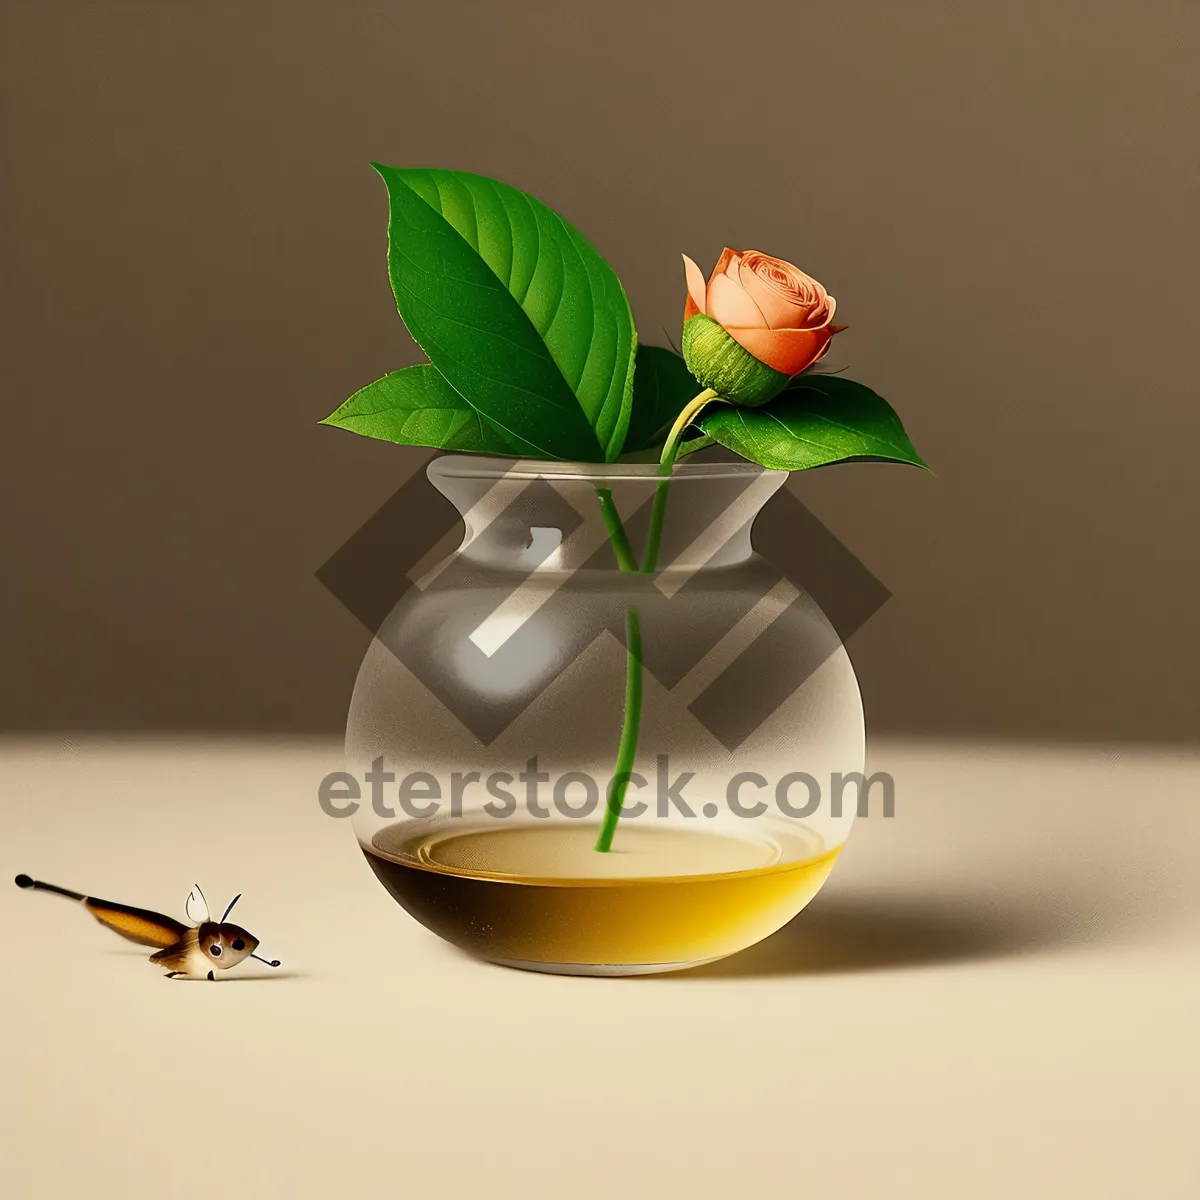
595,487,638,573
591,391,718,852
594,486,640,853
594,608,643,853
640,388,718,575
591,391,719,852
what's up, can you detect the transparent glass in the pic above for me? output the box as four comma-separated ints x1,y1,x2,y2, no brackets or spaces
347,455,864,975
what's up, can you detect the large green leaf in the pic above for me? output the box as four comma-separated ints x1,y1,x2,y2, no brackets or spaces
372,165,636,462
623,345,702,452
320,365,517,453
700,375,928,471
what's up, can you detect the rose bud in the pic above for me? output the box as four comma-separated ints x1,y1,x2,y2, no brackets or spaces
681,248,845,406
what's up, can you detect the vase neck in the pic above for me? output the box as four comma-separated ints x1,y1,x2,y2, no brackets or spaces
427,456,788,573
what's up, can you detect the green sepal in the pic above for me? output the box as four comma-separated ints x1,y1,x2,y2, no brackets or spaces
681,314,789,408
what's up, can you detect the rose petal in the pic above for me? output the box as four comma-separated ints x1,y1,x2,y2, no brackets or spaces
811,323,847,363
708,272,767,330
708,247,741,284
740,264,834,331
737,264,808,330
682,254,708,318
726,324,838,377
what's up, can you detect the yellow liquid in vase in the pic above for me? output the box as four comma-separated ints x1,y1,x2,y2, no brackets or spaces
364,821,841,974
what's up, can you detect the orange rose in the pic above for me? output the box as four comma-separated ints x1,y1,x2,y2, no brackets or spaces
683,248,843,378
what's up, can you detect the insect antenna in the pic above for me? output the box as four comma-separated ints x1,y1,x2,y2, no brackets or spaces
221,893,243,922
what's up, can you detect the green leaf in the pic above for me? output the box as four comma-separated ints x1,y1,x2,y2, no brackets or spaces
624,345,703,452
320,365,517,453
372,165,636,462
676,433,715,458
700,375,928,471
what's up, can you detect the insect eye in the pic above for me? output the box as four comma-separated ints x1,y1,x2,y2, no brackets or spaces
209,944,222,957
232,939,245,951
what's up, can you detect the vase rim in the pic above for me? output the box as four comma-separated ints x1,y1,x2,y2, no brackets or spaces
428,454,787,484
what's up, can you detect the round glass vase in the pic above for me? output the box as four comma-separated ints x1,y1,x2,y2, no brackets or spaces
347,455,864,976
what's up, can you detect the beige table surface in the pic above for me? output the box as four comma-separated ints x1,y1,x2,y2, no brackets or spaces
1,736,1197,1198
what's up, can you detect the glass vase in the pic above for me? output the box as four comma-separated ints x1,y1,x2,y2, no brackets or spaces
346,455,864,975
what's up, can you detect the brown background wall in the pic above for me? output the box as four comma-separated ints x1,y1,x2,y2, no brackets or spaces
1,1,1195,740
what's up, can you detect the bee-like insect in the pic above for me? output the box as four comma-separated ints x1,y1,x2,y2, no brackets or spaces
15,875,281,980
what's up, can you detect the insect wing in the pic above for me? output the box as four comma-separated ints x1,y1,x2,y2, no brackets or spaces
184,884,210,925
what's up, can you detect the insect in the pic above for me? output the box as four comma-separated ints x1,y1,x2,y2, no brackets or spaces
15,875,281,980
